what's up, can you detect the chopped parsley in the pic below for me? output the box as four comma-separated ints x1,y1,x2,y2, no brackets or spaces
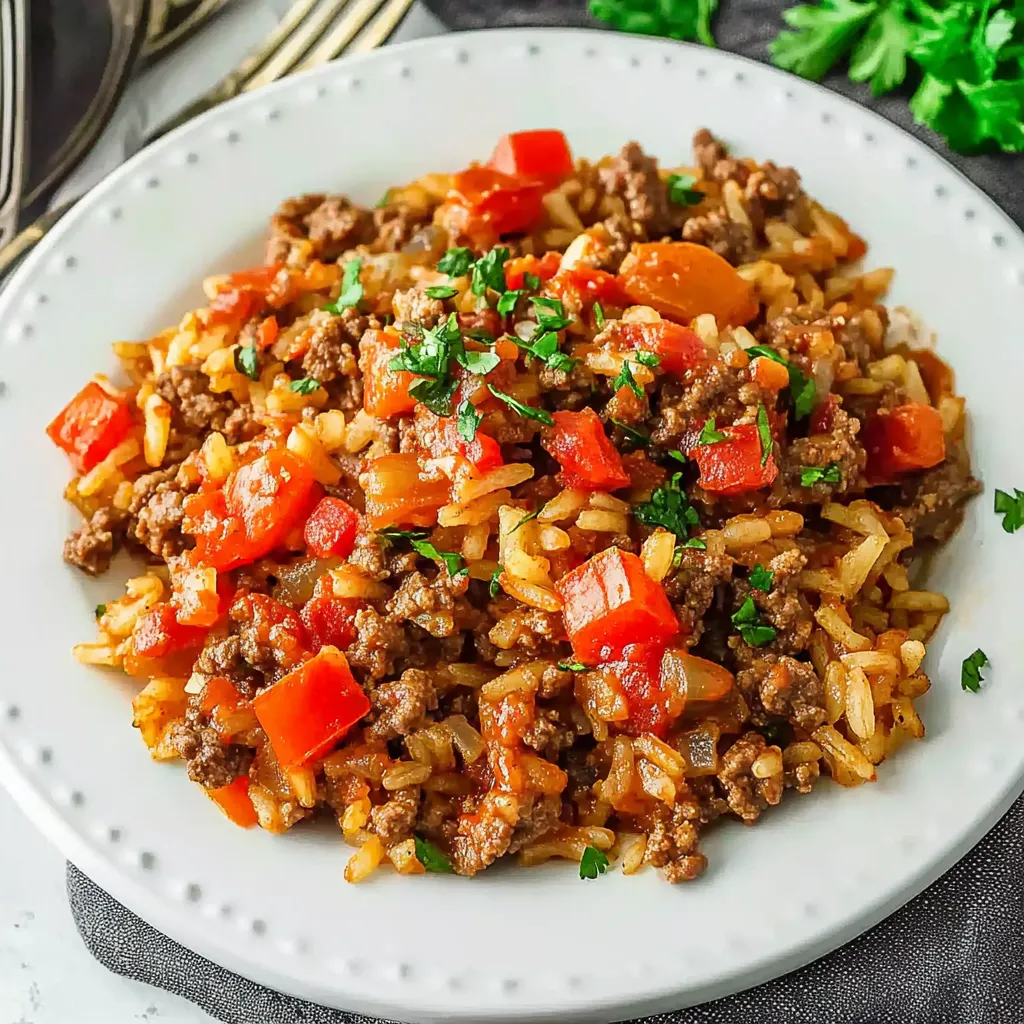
95,604,107,619
516,330,577,373
437,247,474,278
511,508,541,533
666,173,705,206
668,449,687,464
612,360,643,399
635,350,661,368
323,257,363,313
456,399,483,442
698,417,727,445
425,285,458,300
234,344,259,381
489,566,504,599
558,660,586,672
634,472,700,539
800,462,842,487
531,296,573,332
745,345,816,420
414,835,455,873
731,596,777,648
471,246,510,296
611,419,652,448
749,564,774,592
523,272,541,291
593,301,606,329
579,844,610,879
961,648,989,693
379,527,429,545
496,289,523,316
994,488,1024,534
410,539,468,579
486,383,554,426
288,377,321,395
679,537,708,550
376,190,391,208
756,403,772,466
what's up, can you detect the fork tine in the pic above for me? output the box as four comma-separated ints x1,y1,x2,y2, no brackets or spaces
243,0,354,91
349,0,415,54
231,0,321,85
292,0,388,71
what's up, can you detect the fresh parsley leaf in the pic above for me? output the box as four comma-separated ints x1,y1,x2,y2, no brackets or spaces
634,472,700,539
323,258,363,313
666,172,705,206
961,648,989,693
511,509,541,533
515,330,577,373
463,328,496,344
414,835,455,873
848,0,918,95
489,566,503,599
589,0,718,47
593,301,606,329
471,246,510,297
731,596,777,648
496,289,523,316
679,537,707,550
457,399,483,443
234,344,259,381
800,462,843,487
410,539,468,579
668,449,687,464
699,417,727,445
756,403,772,467
438,247,474,277
288,377,321,395
745,346,816,419
635,350,661,368
456,348,501,376
523,272,541,291
749,564,774,592
531,296,573,332
611,419,652,448
769,0,878,82
379,527,429,545
612,360,643,399
486,383,554,426
994,488,1024,534
425,285,458,300
95,604,107,619
376,189,391,208
579,844,610,880
558,660,586,672
410,377,459,417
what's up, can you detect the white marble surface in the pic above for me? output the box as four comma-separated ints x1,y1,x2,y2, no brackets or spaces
3,3,443,1022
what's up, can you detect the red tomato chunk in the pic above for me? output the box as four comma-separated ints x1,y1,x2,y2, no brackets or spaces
545,408,630,492
554,547,678,664
46,381,134,474
691,424,778,495
304,497,360,558
253,649,370,767
300,596,361,653
862,402,946,483
618,321,709,376
208,776,259,827
489,130,574,187
604,641,679,739
449,166,546,238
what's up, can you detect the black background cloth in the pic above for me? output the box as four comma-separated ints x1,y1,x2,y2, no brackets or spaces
67,2,1023,1022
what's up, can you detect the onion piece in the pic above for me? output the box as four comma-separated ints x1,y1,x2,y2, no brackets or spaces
660,648,735,703
271,556,343,607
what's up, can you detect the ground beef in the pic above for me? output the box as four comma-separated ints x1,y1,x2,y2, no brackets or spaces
521,708,577,759
599,141,677,239
265,195,322,265
370,786,421,845
386,571,472,639
487,606,563,651
348,526,389,581
301,309,375,384
347,607,410,682
779,405,866,500
305,196,373,260
169,721,251,789
744,163,806,229
194,634,261,699
664,544,735,642
739,548,814,658
889,441,982,544
507,794,562,854
391,287,445,329
450,804,516,876
156,365,237,436
716,731,783,823
127,467,192,560
367,669,436,740
692,128,747,185
538,663,573,699
371,202,433,252
652,362,759,450
643,786,708,883
682,211,756,265
222,402,261,444
785,760,820,794
63,506,127,576
736,653,825,731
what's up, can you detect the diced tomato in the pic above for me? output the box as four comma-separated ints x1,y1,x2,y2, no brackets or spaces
170,563,233,628
449,165,546,238
253,648,370,767
206,265,283,326
549,266,628,308
363,453,451,529
255,316,279,350
184,449,316,571
809,393,839,435
434,416,503,474
617,320,709,376
618,242,758,327
554,547,679,664
124,603,207,678
691,424,778,495
303,497,359,558
300,596,362,652
359,329,417,419
846,233,867,262
226,265,283,290
862,402,946,484
208,776,259,827
489,130,574,187
200,676,247,740
604,641,676,738
504,251,561,291
231,592,306,653
544,408,630,491
47,382,134,475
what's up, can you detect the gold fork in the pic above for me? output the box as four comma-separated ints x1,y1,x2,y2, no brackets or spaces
0,0,414,277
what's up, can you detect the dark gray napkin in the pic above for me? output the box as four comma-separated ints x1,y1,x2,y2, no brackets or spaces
68,3,1024,1022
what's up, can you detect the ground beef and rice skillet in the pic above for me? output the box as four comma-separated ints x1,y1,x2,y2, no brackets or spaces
51,129,979,883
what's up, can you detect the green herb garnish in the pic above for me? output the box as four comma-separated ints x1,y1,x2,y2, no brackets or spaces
612,360,643,399
379,528,429,545
486,383,554,426
746,346,817,420
635,350,661,368
961,648,989,692
95,604,107,619
589,0,718,47
668,449,687,464
679,537,708,550
410,539,468,579
234,344,259,381
756,403,772,467
376,190,391,208
558,660,587,672
457,399,483,443
731,596,777,648
593,301,606,329
634,472,700,539
471,246,510,297
288,377,321,395
611,419,652,447
994,488,1024,534
800,462,843,487
749,564,774,592
437,247,474,278
698,416,727,445
323,257,362,313
425,285,458,300
530,296,573,332
666,172,705,206
489,566,504,599
516,330,578,373
414,835,455,873
511,509,541,533
496,289,523,316
579,844,610,879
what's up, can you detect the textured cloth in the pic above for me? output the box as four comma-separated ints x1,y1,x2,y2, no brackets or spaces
67,2,1024,1022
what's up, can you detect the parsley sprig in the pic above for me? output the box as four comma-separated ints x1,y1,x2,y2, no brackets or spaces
749,564,774,592
634,472,701,540
589,0,718,47
414,835,455,873
666,172,705,206
699,417,727,445
801,462,843,487
486,383,555,426
731,596,777,648
961,648,989,692
746,346,817,420
994,488,1024,533
579,844,610,879
323,258,363,314
380,528,467,579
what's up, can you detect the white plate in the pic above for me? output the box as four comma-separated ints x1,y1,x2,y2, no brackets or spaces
1,28,1022,1024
